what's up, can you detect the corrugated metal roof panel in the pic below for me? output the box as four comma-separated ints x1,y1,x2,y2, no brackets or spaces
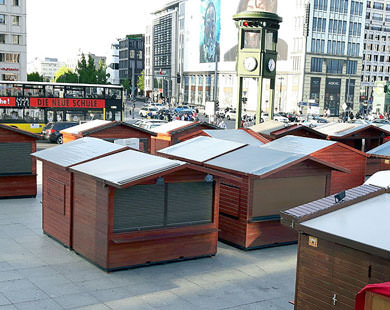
367,141,390,157
158,136,246,163
32,137,126,167
300,192,390,252
261,135,336,155
70,150,184,186
365,171,390,188
282,184,382,221
151,120,193,133
61,120,111,134
249,120,287,136
315,123,369,137
205,145,305,176
203,129,264,146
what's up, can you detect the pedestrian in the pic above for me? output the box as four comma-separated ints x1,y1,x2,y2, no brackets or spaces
219,120,227,129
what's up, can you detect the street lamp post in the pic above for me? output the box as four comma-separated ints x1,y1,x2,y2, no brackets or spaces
278,76,284,112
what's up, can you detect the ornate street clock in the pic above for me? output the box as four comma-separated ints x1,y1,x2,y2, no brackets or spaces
233,11,282,128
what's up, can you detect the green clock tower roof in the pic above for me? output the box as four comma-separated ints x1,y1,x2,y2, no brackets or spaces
233,10,283,23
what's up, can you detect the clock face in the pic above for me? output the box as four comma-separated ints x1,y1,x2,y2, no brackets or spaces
268,58,276,72
244,57,257,72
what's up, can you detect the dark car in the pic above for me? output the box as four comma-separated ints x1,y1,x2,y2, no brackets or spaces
41,122,78,144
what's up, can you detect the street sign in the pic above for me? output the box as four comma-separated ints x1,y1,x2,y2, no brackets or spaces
342,103,348,111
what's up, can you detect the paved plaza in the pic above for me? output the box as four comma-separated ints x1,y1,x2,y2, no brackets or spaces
0,162,296,310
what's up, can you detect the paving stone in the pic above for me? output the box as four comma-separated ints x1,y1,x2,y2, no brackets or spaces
14,298,64,310
53,293,101,309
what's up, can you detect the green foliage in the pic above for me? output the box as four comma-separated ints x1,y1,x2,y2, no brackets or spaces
55,66,78,83
137,70,145,93
76,54,109,84
121,78,131,94
27,72,44,82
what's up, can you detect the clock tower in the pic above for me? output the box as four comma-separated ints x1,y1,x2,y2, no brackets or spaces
233,11,282,128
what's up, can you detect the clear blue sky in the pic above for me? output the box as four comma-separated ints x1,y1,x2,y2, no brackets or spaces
27,0,167,62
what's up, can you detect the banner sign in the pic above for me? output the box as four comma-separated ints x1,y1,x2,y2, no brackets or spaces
0,97,106,109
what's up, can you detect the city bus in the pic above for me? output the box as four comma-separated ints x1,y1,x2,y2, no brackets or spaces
0,81,124,133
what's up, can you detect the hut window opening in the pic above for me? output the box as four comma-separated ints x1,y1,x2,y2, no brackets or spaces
0,142,32,175
113,182,213,233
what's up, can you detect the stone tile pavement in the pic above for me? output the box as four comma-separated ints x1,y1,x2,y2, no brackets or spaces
0,162,296,309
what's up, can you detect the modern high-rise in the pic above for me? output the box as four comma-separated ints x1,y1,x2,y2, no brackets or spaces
302,0,366,116
118,34,145,96
27,57,65,81
362,0,390,100
145,1,180,101
0,0,26,81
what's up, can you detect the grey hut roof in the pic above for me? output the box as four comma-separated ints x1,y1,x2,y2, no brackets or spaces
300,191,390,257
261,135,336,155
70,150,185,187
31,137,127,168
315,123,390,137
203,129,265,146
158,136,247,163
367,141,390,157
205,145,306,176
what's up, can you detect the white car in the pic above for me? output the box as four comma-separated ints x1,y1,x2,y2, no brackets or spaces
226,110,237,120
262,113,289,123
139,107,158,117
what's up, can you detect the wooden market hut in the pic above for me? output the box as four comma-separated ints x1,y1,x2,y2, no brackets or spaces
366,141,390,176
0,124,38,198
158,136,348,250
150,120,218,154
249,120,288,140
69,150,224,271
261,135,367,194
268,124,328,140
202,128,269,145
61,120,156,153
314,123,390,152
280,184,390,310
31,137,128,248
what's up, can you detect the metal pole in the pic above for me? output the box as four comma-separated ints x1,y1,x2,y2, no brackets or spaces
131,61,135,100
214,53,218,104
269,78,276,120
235,77,243,129
256,77,263,125
278,77,283,112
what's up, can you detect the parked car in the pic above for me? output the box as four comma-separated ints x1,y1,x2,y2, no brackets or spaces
174,105,193,114
261,113,289,123
139,106,158,117
226,109,237,120
279,112,299,122
372,119,390,125
41,122,78,144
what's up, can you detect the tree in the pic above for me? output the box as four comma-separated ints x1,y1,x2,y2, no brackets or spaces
121,78,131,97
96,59,110,84
27,72,44,82
76,53,97,84
137,70,145,95
55,66,78,83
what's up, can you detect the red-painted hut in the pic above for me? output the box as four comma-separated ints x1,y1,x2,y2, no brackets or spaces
0,124,38,198
150,120,217,154
366,141,390,176
314,123,390,151
61,120,156,153
32,137,128,248
159,136,348,250
261,135,367,194
281,184,390,310
69,150,222,271
268,124,328,140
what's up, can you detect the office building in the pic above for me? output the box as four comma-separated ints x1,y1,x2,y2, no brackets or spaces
28,57,65,82
0,0,26,81
107,43,119,85
118,34,145,96
362,0,390,100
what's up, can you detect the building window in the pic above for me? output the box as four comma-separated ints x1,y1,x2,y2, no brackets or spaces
373,1,384,10
136,51,142,60
0,34,5,44
12,35,20,45
346,60,357,74
0,14,5,24
0,0,4,4
311,57,323,72
12,16,20,26
129,50,135,58
13,0,19,5
326,59,343,74
0,53,20,63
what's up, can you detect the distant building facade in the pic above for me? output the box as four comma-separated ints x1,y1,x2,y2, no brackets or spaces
107,43,119,85
118,34,145,96
361,0,390,100
0,0,27,81
28,57,65,81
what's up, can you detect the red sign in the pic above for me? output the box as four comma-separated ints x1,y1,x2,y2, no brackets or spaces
0,97,16,107
30,98,106,109
0,68,19,72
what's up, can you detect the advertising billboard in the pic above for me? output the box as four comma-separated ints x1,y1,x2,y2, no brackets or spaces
200,0,221,63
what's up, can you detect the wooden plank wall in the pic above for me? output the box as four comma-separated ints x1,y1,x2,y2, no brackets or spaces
314,144,366,194
150,136,171,155
72,174,109,269
42,162,72,247
295,234,390,310
366,158,390,176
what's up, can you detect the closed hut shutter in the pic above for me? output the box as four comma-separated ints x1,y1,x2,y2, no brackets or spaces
167,182,213,226
113,184,165,232
0,143,32,175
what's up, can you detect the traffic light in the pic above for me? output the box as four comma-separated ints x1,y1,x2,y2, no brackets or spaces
242,20,260,27
176,73,181,84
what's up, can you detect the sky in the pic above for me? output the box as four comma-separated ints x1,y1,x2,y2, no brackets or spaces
27,0,168,62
